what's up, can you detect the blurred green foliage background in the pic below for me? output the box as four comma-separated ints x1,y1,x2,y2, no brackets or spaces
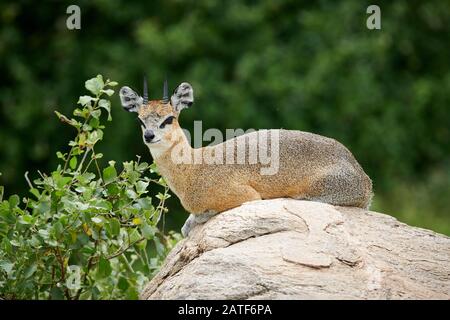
0,0,449,234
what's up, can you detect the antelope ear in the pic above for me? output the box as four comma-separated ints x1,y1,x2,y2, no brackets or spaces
171,82,193,113
119,86,143,113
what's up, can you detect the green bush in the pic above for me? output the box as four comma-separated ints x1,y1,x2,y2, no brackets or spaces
0,75,180,299
1,1,448,235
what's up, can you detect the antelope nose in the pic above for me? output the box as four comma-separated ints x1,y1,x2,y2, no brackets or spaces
144,130,155,143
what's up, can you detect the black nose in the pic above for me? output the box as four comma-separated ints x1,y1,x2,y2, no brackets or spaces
144,130,155,143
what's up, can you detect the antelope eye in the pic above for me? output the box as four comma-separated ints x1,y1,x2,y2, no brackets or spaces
160,116,175,129
137,117,146,128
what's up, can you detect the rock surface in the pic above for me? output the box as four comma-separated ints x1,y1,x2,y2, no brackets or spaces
141,199,450,299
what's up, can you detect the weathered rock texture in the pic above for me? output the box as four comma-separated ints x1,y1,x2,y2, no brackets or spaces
141,199,450,299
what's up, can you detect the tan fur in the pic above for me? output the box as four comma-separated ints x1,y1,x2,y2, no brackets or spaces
121,84,373,217
142,112,372,214
154,125,373,214
139,100,172,119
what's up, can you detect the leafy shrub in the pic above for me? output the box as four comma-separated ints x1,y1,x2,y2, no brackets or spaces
0,75,180,299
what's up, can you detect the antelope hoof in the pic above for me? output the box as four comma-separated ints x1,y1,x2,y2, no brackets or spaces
194,210,217,224
181,214,196,238
181,212,217,237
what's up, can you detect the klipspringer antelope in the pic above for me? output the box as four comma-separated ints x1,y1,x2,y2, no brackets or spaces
120,78,373,236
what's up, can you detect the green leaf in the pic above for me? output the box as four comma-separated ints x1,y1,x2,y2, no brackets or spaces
101,89,114,96
30,188,40,199
52,221,64,236
91,217,103,225
98,99,112,121
87,130,103,145
136,197,152,210
136,238,147,250
10,239,20,247
85,75,104,96
125,189,137,200
38,229,50,239
155,192,169,201
129,229,141,244
154,237,165,256
90,199,112,211
141,222,155,239
118,277,129,291
127,171,140,184
52,172,72,189
8,195,20,208
77,172,96,184
23,264,37,279
73,108,89,119
91,109,101,119
0,261,14,275
136,162,149,171
78,95,95,106
35,201,50,216
106,218,120,237
18,214,34,225
69,156,77,170
93,152,103,159
50,287,65,300
123,161,134,172
98,256,112,277
56,151,66,160
106,183,120,196
102,166,117,184
135,181,149,194
149,162,159,174
89,117,100,128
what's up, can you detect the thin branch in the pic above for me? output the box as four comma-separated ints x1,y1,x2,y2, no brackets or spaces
106,237,146,260
92,148,104,184
48,265,56,300
24,171,33,189
75,236,100,300
76,148,91,173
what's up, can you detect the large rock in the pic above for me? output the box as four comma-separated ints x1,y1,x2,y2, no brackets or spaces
141,199,450,299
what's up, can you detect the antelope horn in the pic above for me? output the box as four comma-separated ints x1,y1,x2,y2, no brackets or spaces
162,77,168,103
143,76,148,105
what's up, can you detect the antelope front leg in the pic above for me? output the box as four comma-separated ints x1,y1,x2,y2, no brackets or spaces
181,211,217,237
181,214,196,237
